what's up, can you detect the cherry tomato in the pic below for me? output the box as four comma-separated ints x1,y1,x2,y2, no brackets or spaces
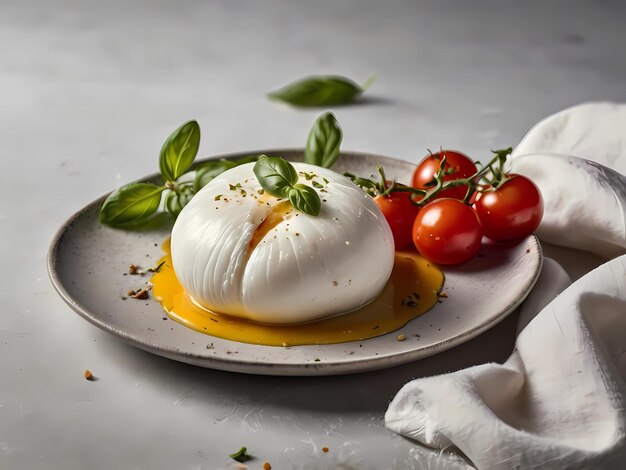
474,174,543,241
412,199,483,265
375,192,420,249
412,150,477,201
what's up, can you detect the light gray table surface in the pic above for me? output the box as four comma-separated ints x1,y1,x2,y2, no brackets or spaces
2,1,625,468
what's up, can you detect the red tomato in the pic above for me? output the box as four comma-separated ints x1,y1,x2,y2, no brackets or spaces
375,192,420,249
412,199,483,265
411,150,477,201
474,175,543,241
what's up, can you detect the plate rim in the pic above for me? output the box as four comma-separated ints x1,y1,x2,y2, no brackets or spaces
47,149,543,375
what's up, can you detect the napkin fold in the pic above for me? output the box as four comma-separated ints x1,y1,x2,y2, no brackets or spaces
385,103,626,469
513,102,626,175
510,154,626,259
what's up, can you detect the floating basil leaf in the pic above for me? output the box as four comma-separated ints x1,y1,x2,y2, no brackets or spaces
305,112,342,168
268,75,368,107
288,184,321,216
164,188,195,218
159,120,200,182
100,183,165,227
253,155,298,198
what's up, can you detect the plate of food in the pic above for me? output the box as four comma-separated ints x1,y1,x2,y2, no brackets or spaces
47,115,543,375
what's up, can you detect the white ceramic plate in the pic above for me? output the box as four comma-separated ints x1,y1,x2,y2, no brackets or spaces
48,150,542,376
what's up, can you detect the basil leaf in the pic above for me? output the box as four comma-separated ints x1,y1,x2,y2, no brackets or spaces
288,184,321,216
229,447,251,463
194,161,237,192
193,155,260,192
305,112,342,169
159,121,200,182
232,155,262,165
268,75,364,107
100,183,164,227
164,188,195,218
253,155,298,197
121,212,170,231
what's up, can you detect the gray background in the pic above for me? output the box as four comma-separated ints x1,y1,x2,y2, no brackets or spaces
1,1,625,468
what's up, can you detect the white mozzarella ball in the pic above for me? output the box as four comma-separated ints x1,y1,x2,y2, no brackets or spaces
171,162,395,323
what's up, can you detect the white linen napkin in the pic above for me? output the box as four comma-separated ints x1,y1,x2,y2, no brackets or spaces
385,103,626,469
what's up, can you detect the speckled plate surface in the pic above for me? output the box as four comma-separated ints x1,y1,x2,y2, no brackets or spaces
48,150,542,376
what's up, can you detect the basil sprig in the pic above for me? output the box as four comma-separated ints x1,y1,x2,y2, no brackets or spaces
305,112,342,169
253,156,321,216
268,75,374,107
101,112,343,228
252,156,298,197
101,121,201,228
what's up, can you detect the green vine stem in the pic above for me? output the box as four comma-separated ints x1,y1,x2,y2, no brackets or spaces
346,147,513,207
